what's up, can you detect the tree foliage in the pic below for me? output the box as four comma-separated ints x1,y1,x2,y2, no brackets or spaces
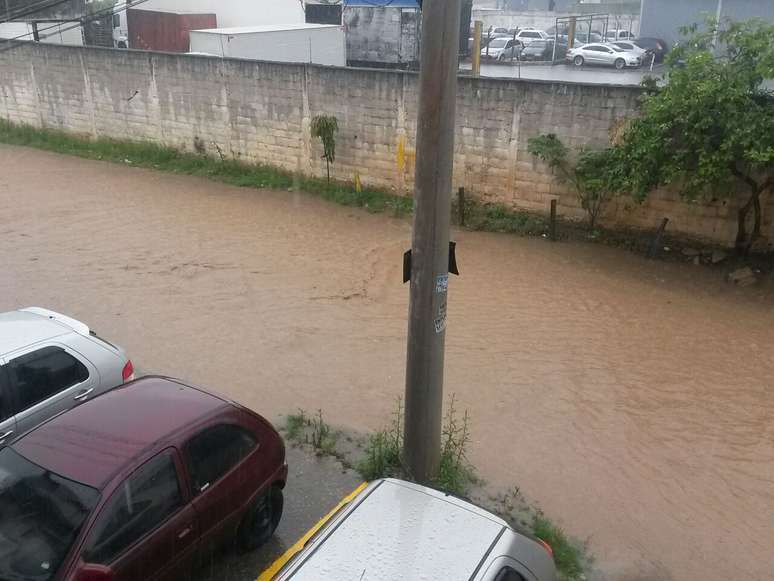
528,134,622,229
613,18,774,251
311,114,339,182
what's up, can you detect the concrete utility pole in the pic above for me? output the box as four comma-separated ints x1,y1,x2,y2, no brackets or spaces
403,0,462,484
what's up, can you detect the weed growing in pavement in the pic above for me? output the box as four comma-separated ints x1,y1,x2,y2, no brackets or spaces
285,410,307,442
310,409,337,456
532,512,588,581
358,396,476,497
357,398,404,481
284,409,338,457
437,394,477,495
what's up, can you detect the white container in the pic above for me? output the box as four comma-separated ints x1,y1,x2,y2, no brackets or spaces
189,23,346,66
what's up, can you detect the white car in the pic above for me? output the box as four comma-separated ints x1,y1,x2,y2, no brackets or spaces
264,478,557,581
514,28,550,45
566,43,642,69
0,307,133,448
481,37,522,61
610,41,647,56
605,30,636,41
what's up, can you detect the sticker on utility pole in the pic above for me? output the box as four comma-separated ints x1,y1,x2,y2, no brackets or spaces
434,299,447,334
434,275,448,334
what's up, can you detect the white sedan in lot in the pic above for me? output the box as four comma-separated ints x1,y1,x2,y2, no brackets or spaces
566,43,642,69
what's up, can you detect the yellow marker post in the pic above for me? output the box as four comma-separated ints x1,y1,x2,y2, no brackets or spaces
472,20,483,77
257,482,369,581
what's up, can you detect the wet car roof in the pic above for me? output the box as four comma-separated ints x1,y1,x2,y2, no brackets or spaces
287,479,506,580
12,376,228,488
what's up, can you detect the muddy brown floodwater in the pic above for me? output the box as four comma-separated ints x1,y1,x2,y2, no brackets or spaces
1,145,773,581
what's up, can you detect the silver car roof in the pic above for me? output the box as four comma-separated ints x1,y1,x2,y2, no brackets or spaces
0,308,87,356
281,479,510,581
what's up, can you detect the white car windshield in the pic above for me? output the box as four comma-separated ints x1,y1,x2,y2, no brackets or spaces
488,39,508,48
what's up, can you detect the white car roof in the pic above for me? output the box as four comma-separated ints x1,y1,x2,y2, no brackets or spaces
0,308,88,356
284,479,507,581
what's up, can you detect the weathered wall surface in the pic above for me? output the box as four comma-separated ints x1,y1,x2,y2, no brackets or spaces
1,42,769,246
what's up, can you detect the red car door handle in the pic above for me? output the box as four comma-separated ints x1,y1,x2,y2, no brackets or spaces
178,526,192,540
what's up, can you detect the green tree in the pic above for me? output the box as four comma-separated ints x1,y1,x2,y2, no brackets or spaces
614,18,774,252
528,134,622,229
311,115,339,183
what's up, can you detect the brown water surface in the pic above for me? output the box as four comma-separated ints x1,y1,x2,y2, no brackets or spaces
1,146,772,581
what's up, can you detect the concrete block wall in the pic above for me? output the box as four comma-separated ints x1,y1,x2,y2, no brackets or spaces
1,42,769,247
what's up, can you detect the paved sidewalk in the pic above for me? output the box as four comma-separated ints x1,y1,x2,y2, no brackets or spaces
194,446,363,581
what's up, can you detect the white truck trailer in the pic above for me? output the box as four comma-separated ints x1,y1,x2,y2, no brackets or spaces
188,23,345,66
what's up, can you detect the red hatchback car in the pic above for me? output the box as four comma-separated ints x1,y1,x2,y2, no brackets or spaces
0,376,288,581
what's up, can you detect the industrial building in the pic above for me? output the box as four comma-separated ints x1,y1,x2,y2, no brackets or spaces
639,0,774,45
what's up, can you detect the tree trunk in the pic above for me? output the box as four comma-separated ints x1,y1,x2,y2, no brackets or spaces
735,186,760,254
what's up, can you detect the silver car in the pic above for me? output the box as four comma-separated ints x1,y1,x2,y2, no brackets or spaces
566,42,642,69
0,307,133,447
264,478,557,581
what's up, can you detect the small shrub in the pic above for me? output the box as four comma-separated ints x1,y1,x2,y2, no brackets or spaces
528,133,618,230
436,394,477,496
358,396,476,496
311,114,339,183
285,410,307,442
310,409,337,455
358,398,403,480
532,513,586,581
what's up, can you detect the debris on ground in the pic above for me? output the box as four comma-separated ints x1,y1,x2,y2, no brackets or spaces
711,250,728,264
727,267,757,287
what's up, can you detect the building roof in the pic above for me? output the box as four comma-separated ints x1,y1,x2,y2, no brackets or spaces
13,377,228,489
344,0,420,7
192,23,341,35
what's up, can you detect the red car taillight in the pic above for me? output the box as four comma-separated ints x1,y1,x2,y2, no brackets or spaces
122,360,135,382
538,538,554,557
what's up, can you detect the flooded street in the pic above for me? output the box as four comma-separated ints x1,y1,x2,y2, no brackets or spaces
1,145,773,581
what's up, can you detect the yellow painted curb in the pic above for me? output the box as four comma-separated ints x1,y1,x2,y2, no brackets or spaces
257,482,369,581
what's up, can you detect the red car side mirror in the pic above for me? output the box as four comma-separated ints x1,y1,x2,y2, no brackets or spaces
74,564,114,581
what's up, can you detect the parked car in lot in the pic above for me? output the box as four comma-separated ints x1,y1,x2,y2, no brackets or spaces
605,30,636,41
574,31,604,44
0,375,287,581
0,307,133,449
520,39,561,61
482,37,522,61
611,40,656,66
633,37,669,62
513,28,550,45
265,478,557,581
611,40,648,57
567,43,642,69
